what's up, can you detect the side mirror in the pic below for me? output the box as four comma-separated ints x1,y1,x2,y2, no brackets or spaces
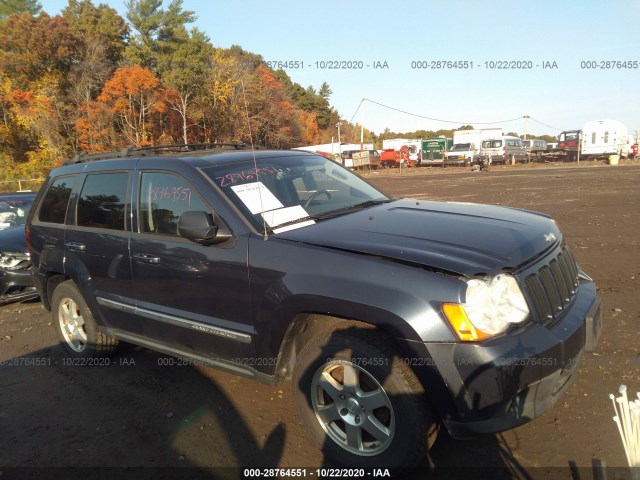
178,211,231,245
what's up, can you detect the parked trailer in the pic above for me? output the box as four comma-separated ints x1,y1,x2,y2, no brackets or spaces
580,119,630,158
420,138,452,165
351,150,381,169
553,120,630,161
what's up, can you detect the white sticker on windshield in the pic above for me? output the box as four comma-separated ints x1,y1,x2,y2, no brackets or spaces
262,205,315,233
231,182,283,214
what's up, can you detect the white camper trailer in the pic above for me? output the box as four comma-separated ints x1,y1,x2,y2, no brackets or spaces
580,120,630,158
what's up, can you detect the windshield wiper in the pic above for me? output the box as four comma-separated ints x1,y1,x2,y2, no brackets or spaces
324,198,391,217
269,214,327,232
269,199,391,232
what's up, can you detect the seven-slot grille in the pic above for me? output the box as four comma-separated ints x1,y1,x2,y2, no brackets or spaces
523,245,580,325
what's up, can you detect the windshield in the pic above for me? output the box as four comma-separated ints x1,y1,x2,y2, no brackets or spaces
202,154,388,233
451,143,471,151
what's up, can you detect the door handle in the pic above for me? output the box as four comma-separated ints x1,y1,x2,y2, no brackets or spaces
65,242,86,252
132,254,160,265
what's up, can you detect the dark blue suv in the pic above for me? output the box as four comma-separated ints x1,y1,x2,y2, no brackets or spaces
26,144,602,468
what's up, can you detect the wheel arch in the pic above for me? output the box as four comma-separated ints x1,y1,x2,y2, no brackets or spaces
43,272,69,311
271,309,439,386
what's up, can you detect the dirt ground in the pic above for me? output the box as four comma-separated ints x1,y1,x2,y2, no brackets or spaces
1,161,638,479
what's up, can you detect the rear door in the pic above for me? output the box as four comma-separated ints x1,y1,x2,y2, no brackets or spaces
128,167,254,363
63,168,141,334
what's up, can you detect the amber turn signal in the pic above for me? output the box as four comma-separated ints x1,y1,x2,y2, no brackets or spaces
442,303,492,342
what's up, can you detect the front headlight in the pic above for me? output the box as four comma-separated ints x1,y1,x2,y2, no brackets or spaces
443,274,530,341
0,252,30,271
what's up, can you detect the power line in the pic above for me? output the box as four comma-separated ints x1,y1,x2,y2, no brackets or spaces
347,98,364,125
357,98,524,126
528,116,563,132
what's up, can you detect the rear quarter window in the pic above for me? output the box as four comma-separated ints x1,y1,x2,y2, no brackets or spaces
38,176,77,224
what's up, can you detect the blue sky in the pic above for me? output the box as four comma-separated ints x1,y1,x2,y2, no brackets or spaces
45,0,640,138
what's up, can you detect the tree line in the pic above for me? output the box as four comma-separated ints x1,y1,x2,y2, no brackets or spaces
0,0,372,183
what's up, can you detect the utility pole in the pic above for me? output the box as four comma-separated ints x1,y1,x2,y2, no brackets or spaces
523,115,530,140
336,122,342,163
360,98,364,151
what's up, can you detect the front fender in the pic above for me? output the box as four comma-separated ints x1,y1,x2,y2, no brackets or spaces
249,236,463,370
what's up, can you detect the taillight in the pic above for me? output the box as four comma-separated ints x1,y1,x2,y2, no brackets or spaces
25,226,31,252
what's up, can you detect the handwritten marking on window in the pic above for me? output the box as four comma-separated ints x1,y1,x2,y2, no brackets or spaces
216,166,282,187
148,186,192,206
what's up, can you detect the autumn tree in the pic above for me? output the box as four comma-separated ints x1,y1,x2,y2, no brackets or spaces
298,110,320,145
62,1,129,153
64,0,128,67
245,65,300,148
0,12,78,170
124,0,208,144
156,27,212,144
272,70,338,143
0,13,78,88
203,48,251,143
96,65,164,146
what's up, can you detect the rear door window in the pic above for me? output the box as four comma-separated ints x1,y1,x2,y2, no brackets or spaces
76,172,128,230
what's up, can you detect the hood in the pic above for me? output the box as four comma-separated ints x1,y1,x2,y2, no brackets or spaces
0,226,28,253
276,199,561,276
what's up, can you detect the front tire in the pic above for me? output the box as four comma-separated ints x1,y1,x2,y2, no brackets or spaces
51,280,118,358
292,324,438,468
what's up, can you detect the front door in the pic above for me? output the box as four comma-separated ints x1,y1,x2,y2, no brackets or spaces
129,170,254,364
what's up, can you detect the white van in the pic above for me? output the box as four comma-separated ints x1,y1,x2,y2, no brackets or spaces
480,136,528,164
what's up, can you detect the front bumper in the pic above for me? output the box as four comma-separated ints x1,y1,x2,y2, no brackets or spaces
0,268,39,305
443,156,470,165
425,281,602,438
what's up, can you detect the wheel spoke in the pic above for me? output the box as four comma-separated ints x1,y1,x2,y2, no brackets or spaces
70,324,86,346
316,403,341,424
60,302,72,324
359,389,389,411
342,364,360,394
345,423,363,451
361,414,392,443
317,371,343,401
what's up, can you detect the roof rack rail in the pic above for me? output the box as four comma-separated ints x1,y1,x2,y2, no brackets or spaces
63,143,252,165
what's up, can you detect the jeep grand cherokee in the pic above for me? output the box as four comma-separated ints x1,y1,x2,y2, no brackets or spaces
26,145,602,468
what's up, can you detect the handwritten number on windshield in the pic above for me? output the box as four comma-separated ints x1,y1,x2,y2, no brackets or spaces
216,166,282,187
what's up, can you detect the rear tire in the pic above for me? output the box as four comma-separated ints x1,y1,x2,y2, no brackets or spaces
51,280,118,358
292,324,438,468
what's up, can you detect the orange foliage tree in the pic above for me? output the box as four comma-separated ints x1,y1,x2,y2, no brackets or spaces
246,65,299,148
95,65,165,146
298,110,321,145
